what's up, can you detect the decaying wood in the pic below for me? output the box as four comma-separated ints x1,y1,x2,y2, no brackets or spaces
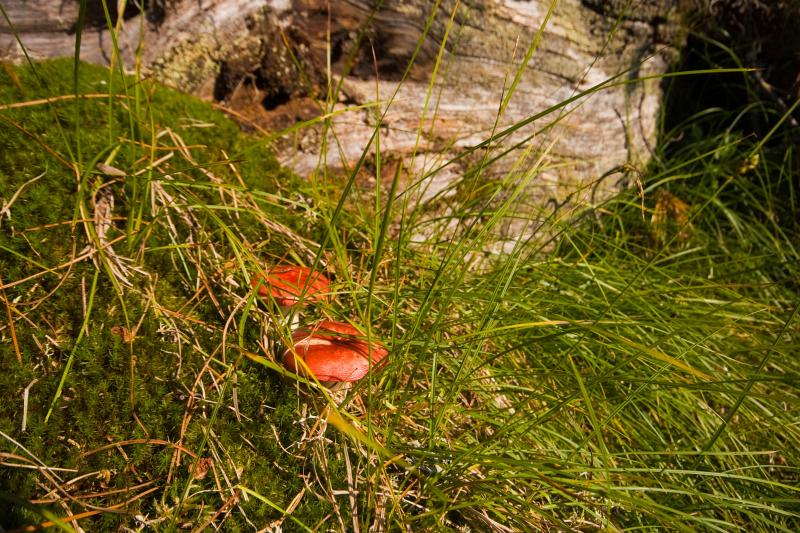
1,0,682,251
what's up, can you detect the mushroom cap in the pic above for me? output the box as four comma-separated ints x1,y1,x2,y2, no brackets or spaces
251,265,331,307
282,320,389,383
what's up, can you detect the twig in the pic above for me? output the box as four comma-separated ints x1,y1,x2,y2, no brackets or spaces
0,430,65,482
0,233,129,292
80,275,87,334
5,485,160,533
81,439,197,459
344,444,360,533
0,452,76,473
212,103,272,136
0,272,22,363
21,379,38,431
34,480,157,504
0,170,46,225
21,217,123,234
262,488,306,532
190,489,240,533
0,93,129,112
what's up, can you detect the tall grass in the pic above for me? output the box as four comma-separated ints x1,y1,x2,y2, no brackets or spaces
1,1,798,530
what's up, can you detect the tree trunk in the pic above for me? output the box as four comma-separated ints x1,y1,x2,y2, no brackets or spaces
1,0,682,250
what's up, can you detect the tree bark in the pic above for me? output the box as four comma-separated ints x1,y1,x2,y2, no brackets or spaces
1,0,682,250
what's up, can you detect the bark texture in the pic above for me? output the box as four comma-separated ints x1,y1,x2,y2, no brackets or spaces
1,0,682,250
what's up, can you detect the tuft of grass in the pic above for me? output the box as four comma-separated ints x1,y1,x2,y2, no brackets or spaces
1,9,798,532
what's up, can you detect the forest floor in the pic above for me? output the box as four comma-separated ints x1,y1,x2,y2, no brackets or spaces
0,52,798,531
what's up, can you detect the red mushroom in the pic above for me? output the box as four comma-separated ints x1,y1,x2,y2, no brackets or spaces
251,265,331,308
282,320,389,386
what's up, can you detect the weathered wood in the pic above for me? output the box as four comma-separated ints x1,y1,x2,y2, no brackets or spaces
1,0,682,250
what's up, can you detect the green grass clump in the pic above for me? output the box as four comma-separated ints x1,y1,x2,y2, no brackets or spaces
1,24,799,532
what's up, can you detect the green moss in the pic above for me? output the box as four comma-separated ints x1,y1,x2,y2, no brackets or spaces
0,59,337,529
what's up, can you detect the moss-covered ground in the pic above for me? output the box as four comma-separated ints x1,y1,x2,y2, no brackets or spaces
0,59,344,530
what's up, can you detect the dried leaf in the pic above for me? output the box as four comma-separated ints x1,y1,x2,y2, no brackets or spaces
189,457,213,480
97,163,127,177
110,325,133,343
651,188,691,247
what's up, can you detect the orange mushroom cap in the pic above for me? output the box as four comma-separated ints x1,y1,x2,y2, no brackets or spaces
251,265,331,307
282,320,389,383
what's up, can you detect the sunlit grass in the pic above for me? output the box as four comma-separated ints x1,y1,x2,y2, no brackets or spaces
1,4,799,530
